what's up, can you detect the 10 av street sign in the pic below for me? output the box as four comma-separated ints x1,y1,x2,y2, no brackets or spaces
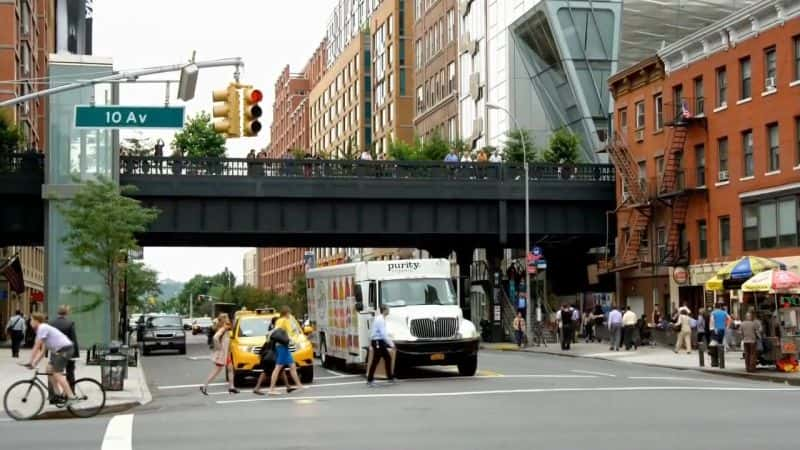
74,105,185,129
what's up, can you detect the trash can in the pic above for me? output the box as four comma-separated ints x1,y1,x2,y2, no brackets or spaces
708,343,719,367
101,354,127,391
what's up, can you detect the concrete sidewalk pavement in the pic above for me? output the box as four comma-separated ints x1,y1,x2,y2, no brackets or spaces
483,340,800,385
0,347,151,418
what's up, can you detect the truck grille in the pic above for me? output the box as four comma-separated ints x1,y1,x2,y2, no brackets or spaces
409,318,458,339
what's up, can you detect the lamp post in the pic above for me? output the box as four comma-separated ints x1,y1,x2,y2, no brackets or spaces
487,103,534,342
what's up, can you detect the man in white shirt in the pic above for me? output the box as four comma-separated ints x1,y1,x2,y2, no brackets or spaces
367,306,395,387
5,310,26,358
489,150,502,163
607,306,623,351
622,306,638,350
24,313,78,404
360,150,373,160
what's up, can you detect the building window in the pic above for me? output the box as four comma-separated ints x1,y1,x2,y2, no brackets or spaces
794,36,800,81
672,84,683,118
447,9,455,42
694,76,704,115
635,101,645,129
698,220,708,259
743,197,799,250
695,144,705,187
399,69,407,96
415,0,423,20
717,137,728,181
657,227,667,262
654,95,663,131
618,108,628,135
739,57,751,100
719,216,731,257
796,117,800,166
448,62,456,93
742,130,754,177
415,39,422,68
716,66,727,108
764,46,777,90
767,123,780,172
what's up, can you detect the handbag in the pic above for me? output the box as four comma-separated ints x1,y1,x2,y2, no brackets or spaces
756,337,764,353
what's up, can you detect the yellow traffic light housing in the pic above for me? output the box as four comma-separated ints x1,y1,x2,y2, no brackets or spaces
242,87,263,137
211,83,240,138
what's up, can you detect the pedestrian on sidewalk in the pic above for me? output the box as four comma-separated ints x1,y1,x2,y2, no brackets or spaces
582,309,594,343
516,293,527,319
200,313,238,395
608,305,622,351
709,303,730,346
268,307,305,395
49,305,79,388
571,305,580,344
5,310,25,358
673,310,692,354
558,304,574,350
367,306,395,387
696,308,709,348
513,312,526,348
740,312,762,373
592,304,604,343
622,306,638,351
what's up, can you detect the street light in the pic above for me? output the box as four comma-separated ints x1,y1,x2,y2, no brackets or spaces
487,103,535,341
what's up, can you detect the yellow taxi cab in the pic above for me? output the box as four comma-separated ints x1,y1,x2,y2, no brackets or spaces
229,311,314,386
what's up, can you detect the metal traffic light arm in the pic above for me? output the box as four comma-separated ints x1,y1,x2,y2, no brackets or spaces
0,56,244,108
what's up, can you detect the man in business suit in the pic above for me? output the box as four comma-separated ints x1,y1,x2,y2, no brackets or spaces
49,304,79,388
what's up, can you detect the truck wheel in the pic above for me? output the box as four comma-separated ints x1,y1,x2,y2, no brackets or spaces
457,356,478,376
320,336,332,369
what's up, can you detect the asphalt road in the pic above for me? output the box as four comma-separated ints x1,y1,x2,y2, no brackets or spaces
3,335,800,450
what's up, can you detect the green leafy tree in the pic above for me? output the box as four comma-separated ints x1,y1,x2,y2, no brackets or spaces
450,138,469,158
503,129,537,163
58,178,159,339
171,112,226,158
387,138,419,161
0,110,24,171
543,127,581,164
420,133,450,161
125,261,161,312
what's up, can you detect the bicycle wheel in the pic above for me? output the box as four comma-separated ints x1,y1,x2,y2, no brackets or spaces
3,380,45,421
67,378,106,418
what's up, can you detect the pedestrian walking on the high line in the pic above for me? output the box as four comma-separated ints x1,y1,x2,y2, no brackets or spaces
608,305,622,351
558,304,574,350
49,305,79,388
200,313,238,396
513,312,526,348
673,310,692,354
268,307,305,395
622,306,638,351
367,305,395,386
5,309,25,358
740,312,762,373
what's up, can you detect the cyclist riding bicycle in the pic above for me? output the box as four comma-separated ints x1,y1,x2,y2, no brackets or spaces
23,313,79,406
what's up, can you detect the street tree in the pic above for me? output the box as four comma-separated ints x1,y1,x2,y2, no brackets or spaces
125,261,161,312
58,178,159,340
0,110,24,171
503,129,537,163
450,138,469,158
543,127,581,164
122,134,154,156
419,133,450,161
171,112,226,158
387,138,419,161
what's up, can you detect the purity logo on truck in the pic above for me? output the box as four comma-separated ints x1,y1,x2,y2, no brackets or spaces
387,262,421,272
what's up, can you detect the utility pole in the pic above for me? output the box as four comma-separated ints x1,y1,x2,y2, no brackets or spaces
189,293,193,319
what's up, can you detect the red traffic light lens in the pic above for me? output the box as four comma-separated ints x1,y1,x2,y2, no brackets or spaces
248,89,263,103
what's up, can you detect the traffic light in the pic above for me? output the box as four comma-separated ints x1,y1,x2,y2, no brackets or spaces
211,83,240,138
242,87,263,137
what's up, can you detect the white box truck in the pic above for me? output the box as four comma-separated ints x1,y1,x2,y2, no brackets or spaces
307,259,480,376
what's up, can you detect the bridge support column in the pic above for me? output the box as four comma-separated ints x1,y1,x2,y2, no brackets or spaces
44,56,116,346
484,247,505,342
455,248,474,319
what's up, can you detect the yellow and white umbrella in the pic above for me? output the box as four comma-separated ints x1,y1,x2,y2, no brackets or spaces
741,269,800,294
704,275,724,292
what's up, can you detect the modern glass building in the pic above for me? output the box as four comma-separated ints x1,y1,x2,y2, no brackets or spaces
460,0,757,162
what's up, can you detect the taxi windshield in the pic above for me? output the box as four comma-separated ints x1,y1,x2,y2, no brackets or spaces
238,317,271,337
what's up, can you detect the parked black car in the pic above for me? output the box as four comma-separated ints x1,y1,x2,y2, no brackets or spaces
141,315,186,356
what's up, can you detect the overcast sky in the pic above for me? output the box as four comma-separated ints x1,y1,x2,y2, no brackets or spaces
93,0,337,282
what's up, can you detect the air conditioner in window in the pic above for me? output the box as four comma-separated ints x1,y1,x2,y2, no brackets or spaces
718,170,729,181
635,129,645,142
765,76,776,90
469,72,482,100
471,116,484,140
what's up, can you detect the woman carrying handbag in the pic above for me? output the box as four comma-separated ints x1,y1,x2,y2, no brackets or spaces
200,313,239,395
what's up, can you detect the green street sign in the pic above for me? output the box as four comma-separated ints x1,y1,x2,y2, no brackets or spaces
74,105,185,129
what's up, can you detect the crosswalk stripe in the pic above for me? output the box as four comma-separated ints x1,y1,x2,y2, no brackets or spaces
101,414,134,450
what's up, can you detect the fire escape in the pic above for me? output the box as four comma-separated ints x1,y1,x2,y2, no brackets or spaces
602,98,706,272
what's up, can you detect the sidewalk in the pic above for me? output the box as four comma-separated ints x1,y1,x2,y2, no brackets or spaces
0,347,152,418
482,340,800,385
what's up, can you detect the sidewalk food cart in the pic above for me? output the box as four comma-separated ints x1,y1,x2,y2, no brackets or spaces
741,269,800,372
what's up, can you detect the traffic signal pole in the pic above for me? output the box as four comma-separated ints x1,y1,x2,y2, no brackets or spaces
0,57,244,108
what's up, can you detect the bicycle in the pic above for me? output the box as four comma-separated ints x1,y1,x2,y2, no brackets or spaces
530,322,548,348
3,364,106,420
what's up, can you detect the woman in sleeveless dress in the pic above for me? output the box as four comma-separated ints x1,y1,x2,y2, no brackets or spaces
200,313,238,395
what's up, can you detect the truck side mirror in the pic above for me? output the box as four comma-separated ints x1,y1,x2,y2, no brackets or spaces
369,282,377,309
355,285,364,312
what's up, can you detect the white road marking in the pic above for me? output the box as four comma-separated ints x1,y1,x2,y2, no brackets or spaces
186,356,210,361
323,369,348,377
217,385,800,405
570,370,617,377
627,376,721,383
158,382,226,390
0,418,13,423
314,374,361,380
476,374,596,379
101,414,134,450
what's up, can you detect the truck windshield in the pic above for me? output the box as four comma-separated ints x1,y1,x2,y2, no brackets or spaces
380,279,456,307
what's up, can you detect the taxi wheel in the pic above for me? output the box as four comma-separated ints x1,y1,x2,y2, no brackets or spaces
300,366,314,384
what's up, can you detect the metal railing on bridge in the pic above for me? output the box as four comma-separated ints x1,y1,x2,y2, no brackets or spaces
119,156,615,183
0,151,44,174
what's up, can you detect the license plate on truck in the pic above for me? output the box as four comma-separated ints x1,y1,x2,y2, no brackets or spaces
430,353,445,361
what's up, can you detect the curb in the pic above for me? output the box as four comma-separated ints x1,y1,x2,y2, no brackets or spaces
481,344,800,386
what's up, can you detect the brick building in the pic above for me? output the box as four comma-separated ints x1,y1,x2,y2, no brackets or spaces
604,0,800,320
257,248,304,294
413,0,458,141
